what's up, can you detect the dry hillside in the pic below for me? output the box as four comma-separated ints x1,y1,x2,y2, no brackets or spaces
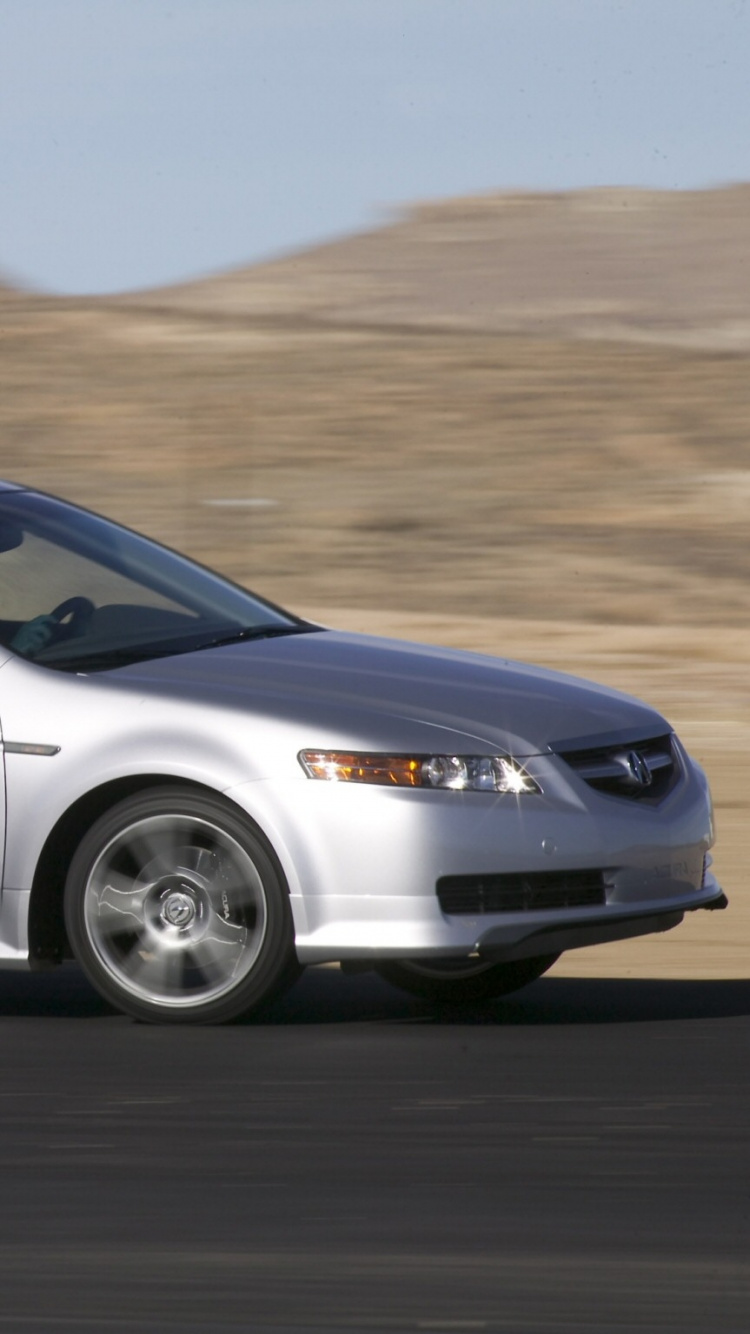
130,183,750,349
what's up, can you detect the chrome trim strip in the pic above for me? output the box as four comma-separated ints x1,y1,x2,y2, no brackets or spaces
2,742,60,756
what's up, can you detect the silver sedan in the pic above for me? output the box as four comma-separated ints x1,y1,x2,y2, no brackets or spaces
0,482,725,1022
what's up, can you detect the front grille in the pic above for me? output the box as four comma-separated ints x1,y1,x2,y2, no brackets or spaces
437,869,606,915
558,733,679,803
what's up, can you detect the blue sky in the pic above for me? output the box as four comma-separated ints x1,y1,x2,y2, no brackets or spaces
2,0,749,294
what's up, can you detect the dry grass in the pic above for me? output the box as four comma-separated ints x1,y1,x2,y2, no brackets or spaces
3,302,749,629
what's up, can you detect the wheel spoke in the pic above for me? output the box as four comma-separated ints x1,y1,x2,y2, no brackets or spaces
187,937,243,984
94,872,151,934
187,846,222,883
127,821,188,880
191,847,259,907
216,866,260,905
125,943,185,997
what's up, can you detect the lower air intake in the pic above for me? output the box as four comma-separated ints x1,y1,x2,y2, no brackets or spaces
437,869,607,915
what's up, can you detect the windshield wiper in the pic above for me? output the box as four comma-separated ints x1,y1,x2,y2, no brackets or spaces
42,624,319,672
47,646,184,672
194,624,316,651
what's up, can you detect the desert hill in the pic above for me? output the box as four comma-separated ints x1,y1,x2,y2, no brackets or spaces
0,279,24,302
125,184,750,350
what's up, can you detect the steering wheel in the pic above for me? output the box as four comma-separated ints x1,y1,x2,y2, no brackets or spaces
50,596,95,638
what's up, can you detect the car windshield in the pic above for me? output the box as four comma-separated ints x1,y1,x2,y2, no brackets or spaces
0,489,311,671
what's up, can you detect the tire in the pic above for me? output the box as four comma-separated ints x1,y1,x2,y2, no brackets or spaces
375,954,559,1003
64,787,300,1024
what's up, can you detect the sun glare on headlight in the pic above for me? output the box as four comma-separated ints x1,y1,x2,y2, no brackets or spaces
298,751,540,794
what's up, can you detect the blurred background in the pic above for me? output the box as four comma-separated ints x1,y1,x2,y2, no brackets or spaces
1,0,749,975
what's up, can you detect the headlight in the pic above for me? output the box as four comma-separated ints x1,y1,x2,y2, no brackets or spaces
298,750,541,794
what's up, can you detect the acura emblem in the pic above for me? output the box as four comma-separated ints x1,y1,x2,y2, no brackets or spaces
625,750,652,788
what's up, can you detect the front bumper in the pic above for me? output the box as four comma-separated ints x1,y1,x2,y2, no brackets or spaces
476,881,724,964
289,872,723,963
227,745,721,965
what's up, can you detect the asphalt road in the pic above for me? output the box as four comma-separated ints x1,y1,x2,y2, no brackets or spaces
0,964,747,1334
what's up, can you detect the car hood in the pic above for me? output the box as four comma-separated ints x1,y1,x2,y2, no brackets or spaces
109,629,669,756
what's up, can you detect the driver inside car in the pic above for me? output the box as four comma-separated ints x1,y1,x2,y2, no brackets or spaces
11,615,58,657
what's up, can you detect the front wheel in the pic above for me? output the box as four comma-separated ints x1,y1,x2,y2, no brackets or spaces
64,787,300,1024
375,954,559,1003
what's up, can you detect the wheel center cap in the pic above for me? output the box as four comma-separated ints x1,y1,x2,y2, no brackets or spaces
162,890,196,928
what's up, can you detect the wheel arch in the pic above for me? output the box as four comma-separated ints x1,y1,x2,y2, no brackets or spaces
27,775,286,968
